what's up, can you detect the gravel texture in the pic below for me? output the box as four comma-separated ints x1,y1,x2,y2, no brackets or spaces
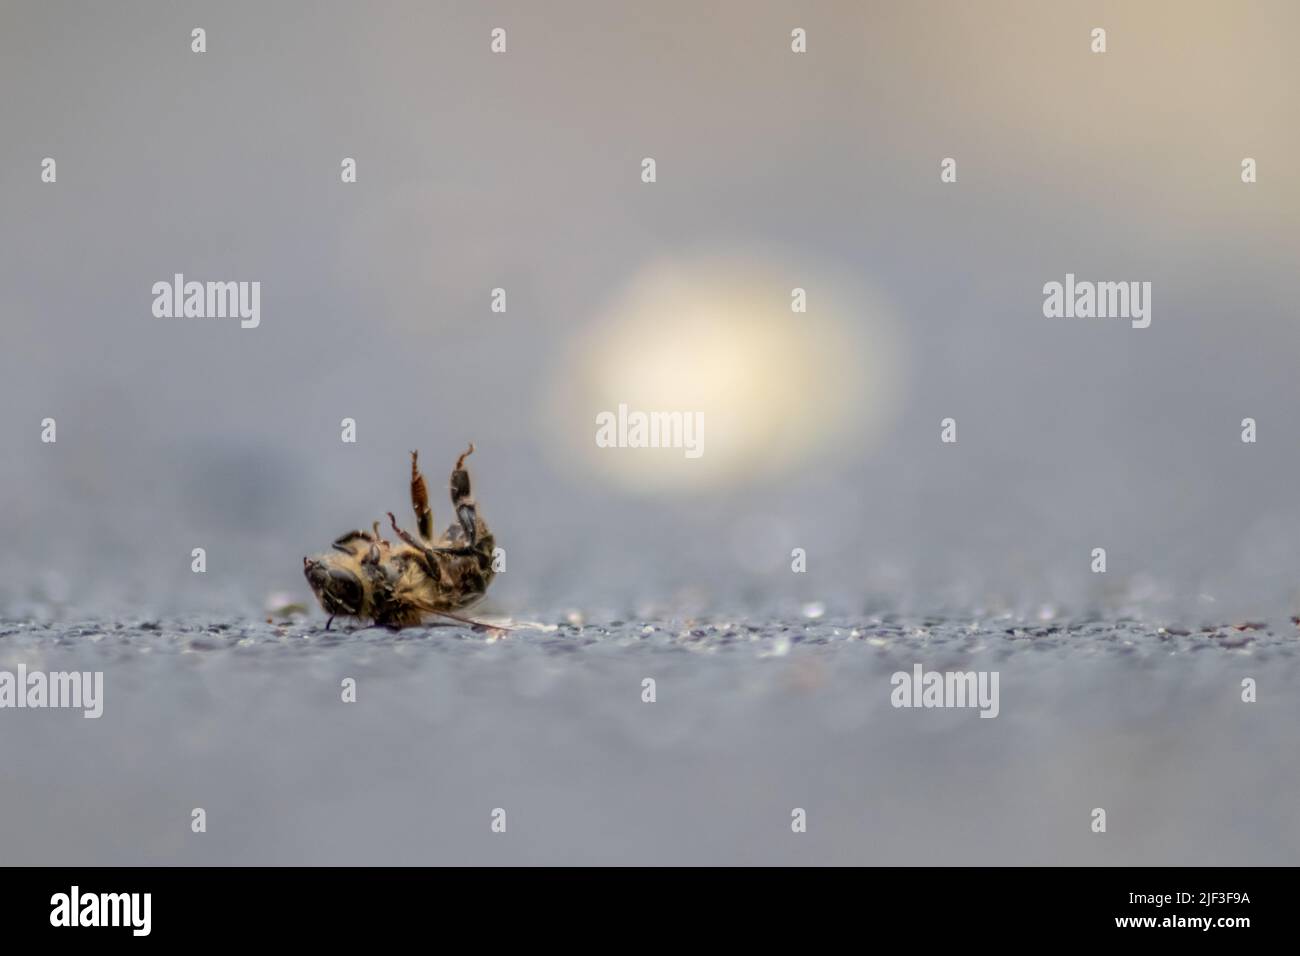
2,610,1297,865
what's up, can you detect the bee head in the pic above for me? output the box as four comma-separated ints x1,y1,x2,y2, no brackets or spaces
303,556,364,616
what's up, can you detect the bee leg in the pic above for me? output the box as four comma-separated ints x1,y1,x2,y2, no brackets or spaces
325,615,335,631
428,544,479,557
447,443,479,548
410,451,434,541
387,512,444,581
387,511,424,551
393,444,486,561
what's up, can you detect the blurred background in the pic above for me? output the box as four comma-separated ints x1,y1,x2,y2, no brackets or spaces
5,0,1300,871
2,0,1300,623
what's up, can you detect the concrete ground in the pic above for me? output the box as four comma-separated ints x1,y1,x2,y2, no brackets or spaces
1,609,1296,865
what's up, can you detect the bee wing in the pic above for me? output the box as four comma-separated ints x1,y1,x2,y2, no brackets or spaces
424,607,513,631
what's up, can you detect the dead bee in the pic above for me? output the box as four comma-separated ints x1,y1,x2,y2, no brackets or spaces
303,444,497,629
